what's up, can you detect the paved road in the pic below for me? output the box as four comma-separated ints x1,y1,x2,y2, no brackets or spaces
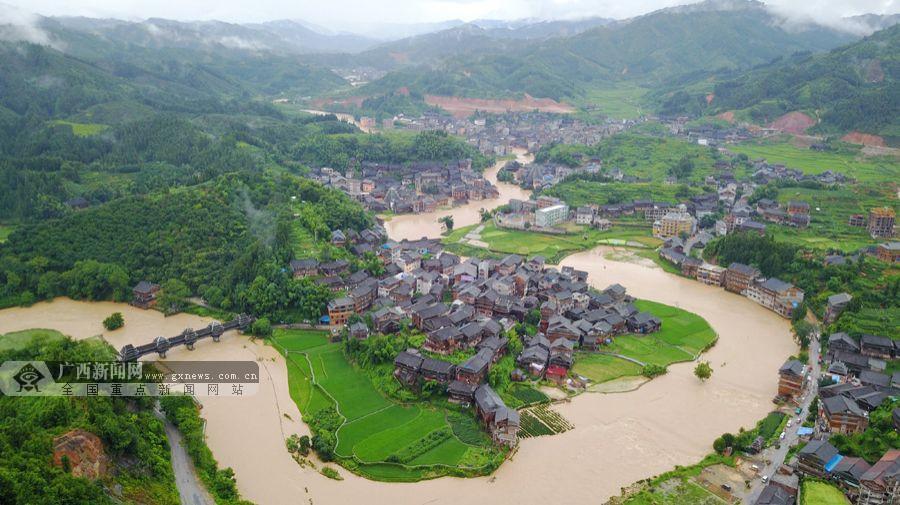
155,407,215,505
743,332,822,504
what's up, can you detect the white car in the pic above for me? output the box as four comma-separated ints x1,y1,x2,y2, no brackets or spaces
787,420,792,428
762,475,769,483
780,432,786,440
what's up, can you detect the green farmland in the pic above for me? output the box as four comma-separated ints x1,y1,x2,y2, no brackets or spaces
272,329,501,482
727,139,898,250
443,221,660,264
49,120,109,137
768,185,897,251
573,353,643,383
574,300,716,383
729,139,900,183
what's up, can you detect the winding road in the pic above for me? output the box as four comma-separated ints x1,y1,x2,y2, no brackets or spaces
155,407,215,505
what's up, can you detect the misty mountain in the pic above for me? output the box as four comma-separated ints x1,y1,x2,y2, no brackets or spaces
45,16,378,55
246,20,380,53
359,0,861,100
470,17,614,39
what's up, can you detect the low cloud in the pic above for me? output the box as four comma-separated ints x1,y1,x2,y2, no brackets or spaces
0,3,63,48
764,0,899,35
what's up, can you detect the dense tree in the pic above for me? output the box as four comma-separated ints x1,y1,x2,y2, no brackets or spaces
0,332,180,504
102,312,124,331
158,279,190,314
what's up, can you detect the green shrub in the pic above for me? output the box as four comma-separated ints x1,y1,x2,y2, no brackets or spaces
320,466,343,480
642,364,667,378
102,312,124,331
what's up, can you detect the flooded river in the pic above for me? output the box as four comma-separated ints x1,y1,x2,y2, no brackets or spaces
0,156,797,504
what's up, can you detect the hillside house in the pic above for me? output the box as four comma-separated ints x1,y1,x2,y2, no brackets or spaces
860,334,894,360
420,358,456,384
457,348,493,385
290,259,319,278
825,293,853,323
821,395,869,434
393,350,424,387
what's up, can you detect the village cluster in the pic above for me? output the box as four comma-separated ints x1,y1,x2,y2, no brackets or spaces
769,330,900,505
388,111,633,156
311,159,500,214
287,232,662,447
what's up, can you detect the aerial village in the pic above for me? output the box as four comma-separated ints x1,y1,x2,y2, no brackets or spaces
763,324,900,505
288,226,662,447
311,158,501,214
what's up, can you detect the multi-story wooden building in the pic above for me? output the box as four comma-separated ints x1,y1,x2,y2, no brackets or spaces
327,297,355,328
797,439,840,478
876,242,900,263
777,359,805,400
725,262,760,294
860,334,894,360
132,281,160,309
745,277,805,318
821,395,869,434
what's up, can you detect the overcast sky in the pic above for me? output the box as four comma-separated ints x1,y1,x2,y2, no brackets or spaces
4,0,898,34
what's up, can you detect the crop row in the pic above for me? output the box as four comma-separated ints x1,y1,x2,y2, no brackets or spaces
386,428,452,464
529,405,573,434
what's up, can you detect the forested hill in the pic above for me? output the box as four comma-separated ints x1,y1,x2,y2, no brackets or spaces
0,31,488,222
0,332,184,504
0,171,371,319
358,0,860,101
661,23,900,140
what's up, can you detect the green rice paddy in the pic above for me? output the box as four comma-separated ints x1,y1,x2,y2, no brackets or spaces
443,221,661,263
272,329,500,482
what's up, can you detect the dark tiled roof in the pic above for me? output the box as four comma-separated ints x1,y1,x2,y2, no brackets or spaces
799,439,839,464
779,359,804,377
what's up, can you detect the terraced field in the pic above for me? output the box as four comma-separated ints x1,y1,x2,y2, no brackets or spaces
729,139,899,183
272,329,500,481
